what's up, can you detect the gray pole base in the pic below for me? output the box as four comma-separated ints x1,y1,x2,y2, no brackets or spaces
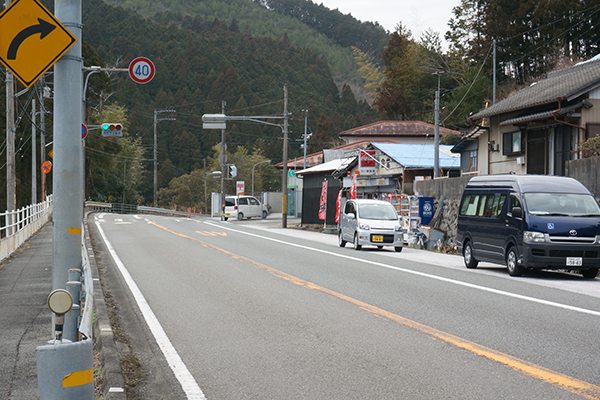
36,338,93,400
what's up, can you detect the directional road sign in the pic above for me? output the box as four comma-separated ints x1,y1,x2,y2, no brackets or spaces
0,0,77,87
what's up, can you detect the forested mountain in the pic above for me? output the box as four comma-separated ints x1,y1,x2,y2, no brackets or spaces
104,0,390,94
81,0,378,206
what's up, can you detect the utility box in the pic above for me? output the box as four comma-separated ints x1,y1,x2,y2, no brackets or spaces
419,225,445,251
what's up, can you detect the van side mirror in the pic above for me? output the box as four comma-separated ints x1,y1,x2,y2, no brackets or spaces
511,207,523,218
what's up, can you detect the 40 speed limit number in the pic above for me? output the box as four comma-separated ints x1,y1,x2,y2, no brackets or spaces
128,57,155,84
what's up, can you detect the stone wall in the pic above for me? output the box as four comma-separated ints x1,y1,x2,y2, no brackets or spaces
415,176,473,248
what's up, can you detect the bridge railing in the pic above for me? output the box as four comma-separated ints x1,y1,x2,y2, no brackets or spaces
0,196,54,262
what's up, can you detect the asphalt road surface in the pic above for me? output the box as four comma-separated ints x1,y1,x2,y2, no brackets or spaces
90,213,600,399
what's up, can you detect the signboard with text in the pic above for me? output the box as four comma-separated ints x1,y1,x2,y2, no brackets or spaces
359,150,376,176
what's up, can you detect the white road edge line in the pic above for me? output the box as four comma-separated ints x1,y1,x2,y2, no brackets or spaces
204,221,600,318
95,218,207,400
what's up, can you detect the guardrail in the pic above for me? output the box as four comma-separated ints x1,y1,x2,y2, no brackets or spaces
0,196,54,262
85,202,196,218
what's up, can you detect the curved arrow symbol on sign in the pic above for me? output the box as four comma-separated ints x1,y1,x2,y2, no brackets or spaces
7,18,56,60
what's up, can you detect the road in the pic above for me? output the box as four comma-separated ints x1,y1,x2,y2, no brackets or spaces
90,213,600,399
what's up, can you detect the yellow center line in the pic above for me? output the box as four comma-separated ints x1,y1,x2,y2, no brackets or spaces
146,218,600,399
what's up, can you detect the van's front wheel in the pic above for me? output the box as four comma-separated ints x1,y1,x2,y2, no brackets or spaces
581,268,598,279
464,241,478,269
506,246,524,277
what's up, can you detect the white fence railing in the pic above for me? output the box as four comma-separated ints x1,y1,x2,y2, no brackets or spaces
0,196,54,262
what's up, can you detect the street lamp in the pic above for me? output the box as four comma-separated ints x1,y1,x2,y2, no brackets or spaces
202,85,289,228
252,160,271,196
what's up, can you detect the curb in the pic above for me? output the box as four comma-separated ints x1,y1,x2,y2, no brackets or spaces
84,215,127,399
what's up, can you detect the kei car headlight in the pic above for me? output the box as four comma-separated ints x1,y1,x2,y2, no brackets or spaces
359,223,370,230
524,231,546,243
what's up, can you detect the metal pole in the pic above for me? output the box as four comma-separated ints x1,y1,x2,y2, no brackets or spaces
122,159,126,204
6,41,16,234
220,100,226,220
153,109,176,207
153,110,158,206
303,109,308,169
32,98,37,204
204,158,207,215
282,85,289,228
493,38,497,105
434,73,440,178
53,0,83,291
40,75,46,167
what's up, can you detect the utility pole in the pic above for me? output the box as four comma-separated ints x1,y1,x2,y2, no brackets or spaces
5,7,16,233
493,38,497,105
153,109,176,206
32,98,37,204
303,109,308,170
432,70,443,179
204,158,207,215
220,100,226,220
282,84,289,228
40,75,46,167
53,0,83,292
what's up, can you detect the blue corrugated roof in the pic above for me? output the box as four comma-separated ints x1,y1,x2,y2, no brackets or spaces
371,142,460,169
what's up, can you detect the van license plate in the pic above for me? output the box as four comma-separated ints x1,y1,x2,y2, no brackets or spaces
566,257,583,266
372,235,383,242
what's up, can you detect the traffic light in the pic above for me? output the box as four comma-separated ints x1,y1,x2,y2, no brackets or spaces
101,123,123,137
229,164,237,178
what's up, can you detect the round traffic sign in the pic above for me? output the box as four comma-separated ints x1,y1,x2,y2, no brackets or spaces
128,57,155,84
41,160,52,174
82,124,88,139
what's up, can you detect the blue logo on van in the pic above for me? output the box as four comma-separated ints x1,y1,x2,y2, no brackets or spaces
547,223,554,229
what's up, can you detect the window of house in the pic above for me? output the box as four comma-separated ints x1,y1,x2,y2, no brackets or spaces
468,150,478,171
503,130,522,155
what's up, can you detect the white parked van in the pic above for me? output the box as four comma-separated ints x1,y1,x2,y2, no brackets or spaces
224,195,268,221
338,199,403,252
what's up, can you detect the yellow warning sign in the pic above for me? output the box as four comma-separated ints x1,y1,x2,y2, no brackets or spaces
0,0,77,87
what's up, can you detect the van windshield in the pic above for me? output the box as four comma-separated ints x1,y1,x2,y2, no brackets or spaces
524,193,600,216
358,204,398,220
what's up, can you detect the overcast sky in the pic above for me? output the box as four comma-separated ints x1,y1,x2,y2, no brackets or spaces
316,0,459,45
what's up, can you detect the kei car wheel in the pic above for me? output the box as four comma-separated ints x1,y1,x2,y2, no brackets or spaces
464,241,479,269
237,212,244,221
338,231,346,247
353,233,362,250
394,246,403,252
262,211,267,219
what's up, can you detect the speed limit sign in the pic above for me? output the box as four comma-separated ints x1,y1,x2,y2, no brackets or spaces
128,57,155,84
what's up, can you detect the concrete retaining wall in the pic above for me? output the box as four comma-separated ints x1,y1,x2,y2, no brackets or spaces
566,156,600,199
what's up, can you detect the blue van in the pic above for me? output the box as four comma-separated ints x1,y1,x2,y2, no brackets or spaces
457,175,600,278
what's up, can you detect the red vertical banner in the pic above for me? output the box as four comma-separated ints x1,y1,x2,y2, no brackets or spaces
335,189,342,223
318,180,328,220
350,175,356,199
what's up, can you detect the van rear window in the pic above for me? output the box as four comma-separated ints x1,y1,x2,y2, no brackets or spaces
460,193,506,217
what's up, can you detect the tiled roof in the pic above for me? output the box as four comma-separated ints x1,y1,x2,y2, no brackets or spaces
471,58,600,121
338,121,461,137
